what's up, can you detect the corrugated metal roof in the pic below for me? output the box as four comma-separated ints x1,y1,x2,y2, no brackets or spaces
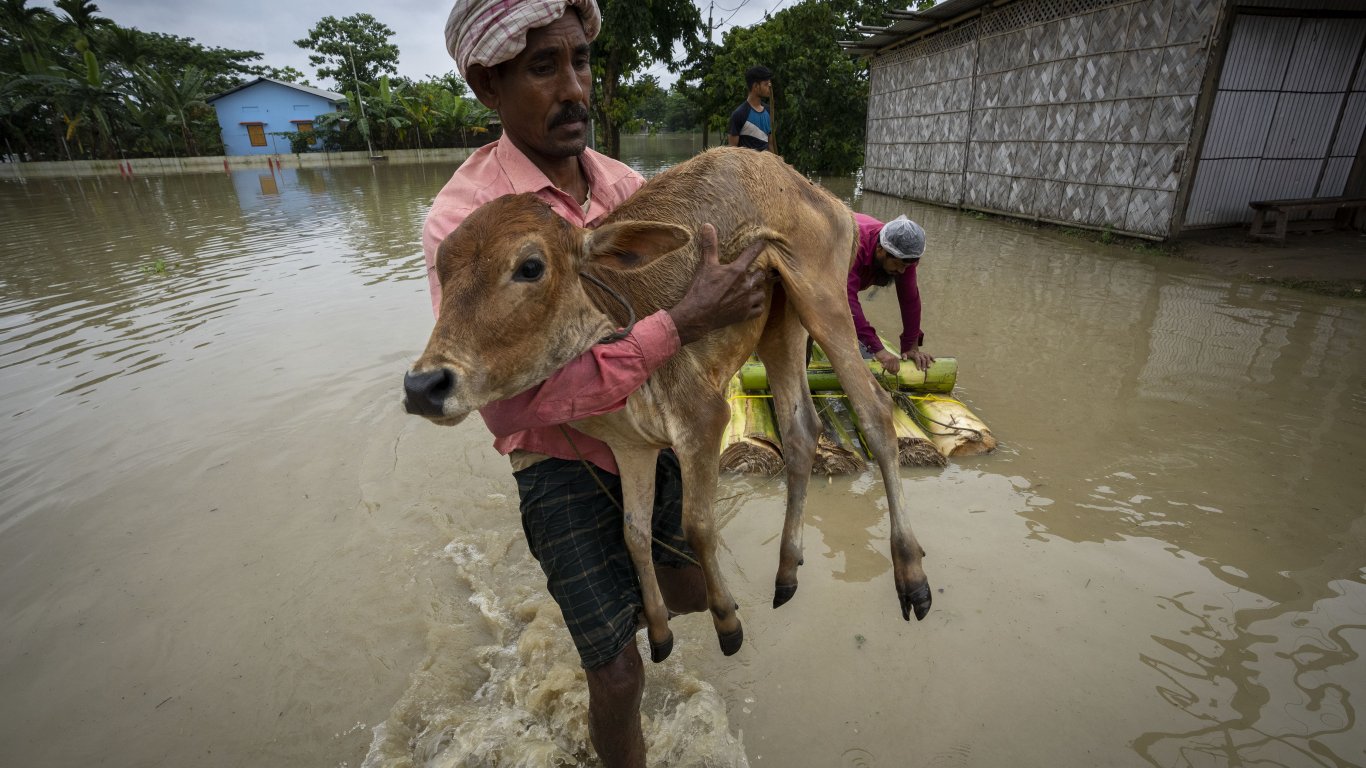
207,77,347,104
839,0,997,56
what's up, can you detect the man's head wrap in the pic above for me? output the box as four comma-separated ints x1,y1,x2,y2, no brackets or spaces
446,0,602,80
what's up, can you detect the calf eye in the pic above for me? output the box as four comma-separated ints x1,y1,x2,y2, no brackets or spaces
514,258,545,282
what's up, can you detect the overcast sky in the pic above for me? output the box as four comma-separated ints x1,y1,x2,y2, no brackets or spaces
47,0,803,90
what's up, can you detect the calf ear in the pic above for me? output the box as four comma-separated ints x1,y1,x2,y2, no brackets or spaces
583,221,692,271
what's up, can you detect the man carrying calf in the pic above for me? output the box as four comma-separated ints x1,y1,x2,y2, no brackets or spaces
422,2,765,765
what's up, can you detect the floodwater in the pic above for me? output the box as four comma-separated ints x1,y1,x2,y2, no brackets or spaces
1,133,1363,768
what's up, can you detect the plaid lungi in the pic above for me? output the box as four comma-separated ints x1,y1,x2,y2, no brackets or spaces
514,452,696,669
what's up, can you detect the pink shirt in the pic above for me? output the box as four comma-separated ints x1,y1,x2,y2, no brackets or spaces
421,139,672,474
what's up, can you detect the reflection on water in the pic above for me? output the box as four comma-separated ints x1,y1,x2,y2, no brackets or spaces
1,134,1364,768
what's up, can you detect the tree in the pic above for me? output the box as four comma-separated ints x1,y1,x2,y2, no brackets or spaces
631,74,668,131
131,65,210,155
694,0,899,174
52,0,112,41
591,0,703,158
294,14,399,96
662,83,699,132
257,65,311,86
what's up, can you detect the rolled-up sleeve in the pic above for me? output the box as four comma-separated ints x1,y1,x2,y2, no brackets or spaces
479,310,680,436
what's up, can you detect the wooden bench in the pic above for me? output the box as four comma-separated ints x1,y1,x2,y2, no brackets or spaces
1248,196,1366,242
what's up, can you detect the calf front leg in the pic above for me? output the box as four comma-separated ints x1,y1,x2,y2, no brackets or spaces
756,303,820,608
673,398,744,655
614,447,676,662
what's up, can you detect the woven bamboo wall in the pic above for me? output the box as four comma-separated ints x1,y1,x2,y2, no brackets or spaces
865,0,1221,238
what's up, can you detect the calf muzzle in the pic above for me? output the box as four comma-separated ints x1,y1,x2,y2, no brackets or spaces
403,367,456,418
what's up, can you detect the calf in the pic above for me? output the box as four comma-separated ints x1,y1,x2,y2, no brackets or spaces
404,147,930,662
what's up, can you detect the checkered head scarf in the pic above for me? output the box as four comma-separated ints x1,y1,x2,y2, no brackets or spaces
446,0,602,80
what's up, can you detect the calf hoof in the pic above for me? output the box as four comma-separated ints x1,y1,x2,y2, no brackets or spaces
718,624,744,656
650,633,675,663
773,582,798,609
899,582,932,622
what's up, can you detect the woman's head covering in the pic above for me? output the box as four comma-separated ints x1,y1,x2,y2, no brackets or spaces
879,215,926,260
445,0,602,80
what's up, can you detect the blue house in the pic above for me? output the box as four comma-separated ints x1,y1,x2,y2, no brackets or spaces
207,77,347,156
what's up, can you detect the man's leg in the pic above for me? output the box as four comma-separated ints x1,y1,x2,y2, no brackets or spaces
585,644,647,768
514,454,704,767
515,457,655,768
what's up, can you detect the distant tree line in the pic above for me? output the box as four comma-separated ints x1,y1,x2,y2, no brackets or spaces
0,2,492,161
2,0,934,173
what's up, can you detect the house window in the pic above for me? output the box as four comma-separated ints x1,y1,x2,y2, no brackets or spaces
292,121,314,133
244,123,267,147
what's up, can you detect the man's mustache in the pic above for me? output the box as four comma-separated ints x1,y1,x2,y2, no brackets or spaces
549,103,590,128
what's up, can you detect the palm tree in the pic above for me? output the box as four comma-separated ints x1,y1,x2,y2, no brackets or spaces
132,65,209,155
1,0,55,45
359,75,410,150
430,88,493,148
52,0,111,42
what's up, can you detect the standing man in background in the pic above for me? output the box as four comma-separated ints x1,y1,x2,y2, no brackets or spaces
727,65,775,152
848,213,935,374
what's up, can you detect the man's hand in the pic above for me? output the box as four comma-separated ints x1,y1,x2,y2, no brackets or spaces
874,348,901,374
903,346,935,372
668,224,768,345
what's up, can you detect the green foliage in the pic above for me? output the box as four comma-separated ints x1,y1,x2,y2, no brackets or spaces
273,129,318,154
257,65,311,87
0,0,252,160
689,0,892,174
314,73,494,154
0,4,490,161
591,0,703,156
662,83,700,131
293,13,399,96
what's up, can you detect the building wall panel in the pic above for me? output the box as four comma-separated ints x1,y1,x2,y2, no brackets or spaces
1318,157,1352,197
1282,19,1366,92
1332,93,1366,156
1185,159,1260,225
865,0,1222,237
1218,15,1298,91
1253,159,1321,201
1200,91,1279,158
1185,10,1366,227
1265,93,1347,159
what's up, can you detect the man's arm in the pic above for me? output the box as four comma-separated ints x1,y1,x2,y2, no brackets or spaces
847,269,881,351
895,266,932,371
479,311,678,435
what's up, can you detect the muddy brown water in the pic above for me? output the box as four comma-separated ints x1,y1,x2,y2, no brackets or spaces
2,134,1363,768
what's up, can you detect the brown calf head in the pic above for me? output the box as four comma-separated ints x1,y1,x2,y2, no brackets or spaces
404,193,691,425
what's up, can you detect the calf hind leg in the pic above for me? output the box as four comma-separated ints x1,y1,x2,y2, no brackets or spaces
789,295,932,622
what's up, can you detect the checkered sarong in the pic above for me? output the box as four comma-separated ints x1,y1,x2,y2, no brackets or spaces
514,453,695,669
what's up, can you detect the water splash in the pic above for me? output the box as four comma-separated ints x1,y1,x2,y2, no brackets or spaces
362,530,749,768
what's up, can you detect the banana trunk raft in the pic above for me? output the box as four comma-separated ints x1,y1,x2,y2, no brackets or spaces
720,349,996,475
